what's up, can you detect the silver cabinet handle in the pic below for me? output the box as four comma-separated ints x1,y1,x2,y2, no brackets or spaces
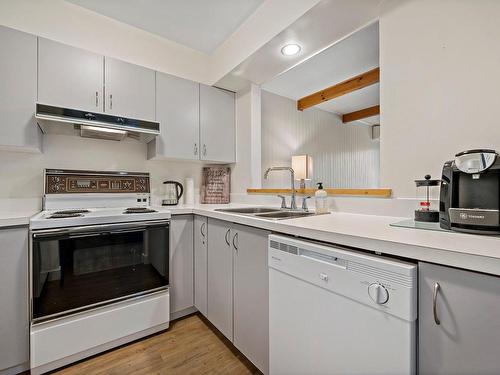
224,228,230,246
200,222,206,237
232,232,238,251
109,94,113,110
194,143,198,156
203,144,207,156
95,91,99,107
433,282,441,325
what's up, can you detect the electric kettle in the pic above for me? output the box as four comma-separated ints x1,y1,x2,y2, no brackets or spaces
162,181,184,206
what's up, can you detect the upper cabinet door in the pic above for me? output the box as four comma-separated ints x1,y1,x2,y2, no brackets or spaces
148,73,199,160
104,57,155,121
200,85,235,163
0,26,41,152
38,38,103,112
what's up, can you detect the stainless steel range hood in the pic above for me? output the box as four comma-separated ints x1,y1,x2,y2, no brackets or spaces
35,104,160,142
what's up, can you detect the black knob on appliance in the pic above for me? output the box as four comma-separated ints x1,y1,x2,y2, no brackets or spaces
425,174,431,180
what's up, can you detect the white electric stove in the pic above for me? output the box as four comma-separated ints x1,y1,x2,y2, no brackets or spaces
29,169,171,375
31,205,172,230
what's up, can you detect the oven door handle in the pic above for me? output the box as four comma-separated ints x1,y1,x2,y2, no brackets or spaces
68,232,104,239
32,219,169,239
108,228,146,235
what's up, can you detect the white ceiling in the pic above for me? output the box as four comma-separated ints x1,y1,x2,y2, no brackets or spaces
66,0,264,54
262,21,380,125
216,0,382,91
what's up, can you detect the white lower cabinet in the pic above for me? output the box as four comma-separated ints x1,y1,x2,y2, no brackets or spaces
207,218,234,340
232,223,270,374
0,226,29,374
419,262,500,375
169,216,194,315
205,218,269,374
194,215,208,316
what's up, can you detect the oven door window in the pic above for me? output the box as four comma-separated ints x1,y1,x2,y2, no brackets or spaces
32,222,169,322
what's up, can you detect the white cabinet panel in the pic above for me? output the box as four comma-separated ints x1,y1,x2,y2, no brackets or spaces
200,85,235,163
419,262,500,375
169,216,194,314
148,73,199,160
104,57,155,121
0,26,41,152
207,218,233,340
233,224,270,374
38,38,103,112
194,216,208,316
0,227,29,373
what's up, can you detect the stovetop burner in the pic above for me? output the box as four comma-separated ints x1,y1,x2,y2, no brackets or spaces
48,213,84,219
123,207,157,214
53,209,90,215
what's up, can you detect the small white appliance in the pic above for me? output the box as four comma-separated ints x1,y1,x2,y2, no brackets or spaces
268,235,417,375
29,169,171,375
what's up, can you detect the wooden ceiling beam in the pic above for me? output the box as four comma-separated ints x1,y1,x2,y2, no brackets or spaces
342,105,380,123
297,67,380,111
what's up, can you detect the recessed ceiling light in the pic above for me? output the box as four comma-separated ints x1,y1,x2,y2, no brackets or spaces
281,44,301,56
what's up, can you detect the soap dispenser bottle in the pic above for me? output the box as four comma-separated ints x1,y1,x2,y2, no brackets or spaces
315,182,328,214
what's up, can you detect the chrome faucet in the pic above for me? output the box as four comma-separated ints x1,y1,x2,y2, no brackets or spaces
264,167,297,210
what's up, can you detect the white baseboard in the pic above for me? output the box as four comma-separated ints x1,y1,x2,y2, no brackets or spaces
171,306,197,321
0,362,29,375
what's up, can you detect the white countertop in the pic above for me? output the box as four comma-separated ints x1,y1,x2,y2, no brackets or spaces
0,211,36,228
167,204,500,276
2,203,499,275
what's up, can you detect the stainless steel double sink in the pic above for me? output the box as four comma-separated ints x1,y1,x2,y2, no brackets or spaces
214,207,320,220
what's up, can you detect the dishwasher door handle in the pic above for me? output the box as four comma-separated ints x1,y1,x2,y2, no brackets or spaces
300,249,346,269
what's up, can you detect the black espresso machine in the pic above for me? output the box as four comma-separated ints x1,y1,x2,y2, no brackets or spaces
440,149,500,234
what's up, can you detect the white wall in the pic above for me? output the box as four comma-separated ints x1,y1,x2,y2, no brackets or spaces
0,134,204,207
261,90,380,189
380,0,500,198
0,0,208,83
231,84,262,193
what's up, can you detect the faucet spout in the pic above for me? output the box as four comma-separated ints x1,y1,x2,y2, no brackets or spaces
263,166,297,210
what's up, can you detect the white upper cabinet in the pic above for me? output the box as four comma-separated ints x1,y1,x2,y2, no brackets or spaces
200,85,235,163
0,26,41,152
104,57,155,121
38,38,104,113
148,73,199,160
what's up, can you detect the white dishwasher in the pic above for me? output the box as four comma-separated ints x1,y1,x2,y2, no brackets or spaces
268,235,417,375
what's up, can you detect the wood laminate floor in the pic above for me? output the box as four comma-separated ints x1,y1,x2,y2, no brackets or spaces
50,313,262,375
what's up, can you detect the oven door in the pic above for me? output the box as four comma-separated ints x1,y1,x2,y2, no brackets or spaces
31,220,169,323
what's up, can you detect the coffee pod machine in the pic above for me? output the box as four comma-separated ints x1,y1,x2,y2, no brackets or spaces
440,149,500,234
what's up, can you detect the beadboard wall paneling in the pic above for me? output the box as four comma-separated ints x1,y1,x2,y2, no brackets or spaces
261,90,379,189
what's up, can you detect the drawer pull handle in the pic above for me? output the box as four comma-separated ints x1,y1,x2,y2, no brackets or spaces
433,282,441,325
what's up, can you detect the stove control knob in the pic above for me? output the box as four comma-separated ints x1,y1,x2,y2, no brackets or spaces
53,184,60,192
368,283,389,305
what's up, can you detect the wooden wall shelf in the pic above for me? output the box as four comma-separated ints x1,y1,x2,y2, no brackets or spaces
246,188,392,198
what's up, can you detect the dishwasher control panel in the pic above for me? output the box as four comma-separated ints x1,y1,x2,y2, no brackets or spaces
268,235,417,322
